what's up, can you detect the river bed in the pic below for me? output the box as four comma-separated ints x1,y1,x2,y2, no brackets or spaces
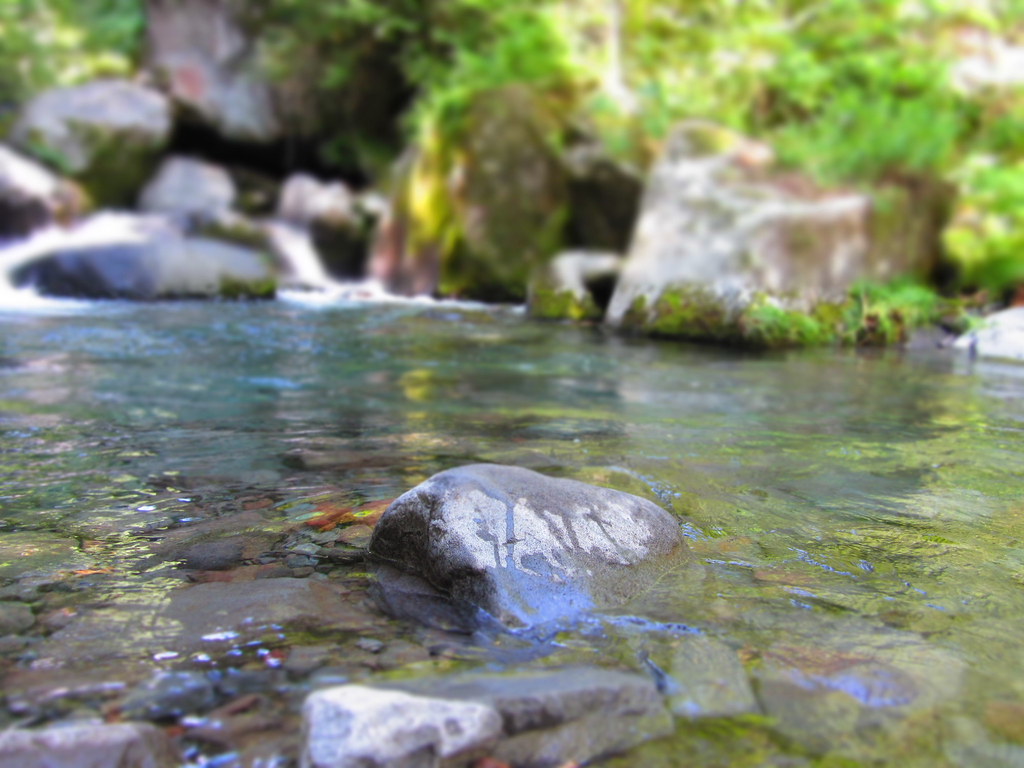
1,298,1023,766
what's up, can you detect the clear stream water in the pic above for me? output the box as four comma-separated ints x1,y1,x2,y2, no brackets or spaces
2,298,1024,766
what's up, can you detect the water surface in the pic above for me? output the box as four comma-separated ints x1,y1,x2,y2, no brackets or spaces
1,299,1023,766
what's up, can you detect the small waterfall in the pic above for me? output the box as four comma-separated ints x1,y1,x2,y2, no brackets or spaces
262,220,334,290
0,213,152,308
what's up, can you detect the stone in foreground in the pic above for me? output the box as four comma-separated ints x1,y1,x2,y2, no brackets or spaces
303,667,673,768
0,722,178,768
302,685,502,768
395,666,674,768
369,464,686,631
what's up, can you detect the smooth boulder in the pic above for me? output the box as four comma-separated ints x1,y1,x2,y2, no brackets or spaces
10,79,171,206
368,464,686,631
11,214,275,300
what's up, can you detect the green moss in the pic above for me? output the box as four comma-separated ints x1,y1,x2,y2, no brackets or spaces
69,124,163,207
647,286,734,341
628,278,950,349
528,286,601,321
740,302,836,348
218,275,277,300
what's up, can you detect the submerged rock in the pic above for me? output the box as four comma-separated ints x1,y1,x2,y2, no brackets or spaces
667,635,759,718
121,670,216,721
0,721,179,768
10,79,171,206
304,666,672,768
368,464,687,631
162,578,383,640
395,666,674,768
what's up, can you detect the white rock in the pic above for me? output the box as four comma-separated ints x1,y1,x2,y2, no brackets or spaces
302,685,502,768
955,308,1024,362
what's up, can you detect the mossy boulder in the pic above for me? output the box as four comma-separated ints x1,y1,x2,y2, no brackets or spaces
369,86,569,301
10,80,172,208
606,121,946,347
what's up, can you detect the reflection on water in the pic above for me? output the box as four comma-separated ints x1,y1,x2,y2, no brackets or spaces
1,299,1023,764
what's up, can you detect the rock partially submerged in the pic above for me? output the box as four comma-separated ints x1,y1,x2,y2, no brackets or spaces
0,721,179,768
368,464,687,632
954,307,1024,362
8,213,276,300
303,666,673,768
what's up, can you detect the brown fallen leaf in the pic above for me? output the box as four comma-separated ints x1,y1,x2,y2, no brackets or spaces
473,759,511,768
70,567,115,576
305,498,394,531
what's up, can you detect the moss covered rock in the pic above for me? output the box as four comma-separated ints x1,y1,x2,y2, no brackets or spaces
11,80,172,208
606,121,946,347
369,86,569,301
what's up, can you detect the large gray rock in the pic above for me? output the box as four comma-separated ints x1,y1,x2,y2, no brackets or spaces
0,722,179,768
10,214,275,300
138,156,236,220
10,80,172,206
368,464,686,631
302,685,503,768
0,145,77,239
145,0,280,142
954,307,1024,362
605,121,934,344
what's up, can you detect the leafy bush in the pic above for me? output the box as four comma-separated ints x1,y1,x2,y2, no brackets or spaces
0,0,141,109
944,157,1024,296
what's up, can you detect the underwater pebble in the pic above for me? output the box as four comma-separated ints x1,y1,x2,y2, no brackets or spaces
120,670,216,721
0,602,34,635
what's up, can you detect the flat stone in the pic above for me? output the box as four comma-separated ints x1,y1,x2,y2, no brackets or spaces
161,577,383,638
302,685,502,768
369,464,687,631
0,602,35,635
0,721,179,768
120,670,216,721
392,666,674,768
668,635,759,718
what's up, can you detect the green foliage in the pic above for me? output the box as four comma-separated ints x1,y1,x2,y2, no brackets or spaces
0,0,142,107
773,88,967,183
944,157,1024,295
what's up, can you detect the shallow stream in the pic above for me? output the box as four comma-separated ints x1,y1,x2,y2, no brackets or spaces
2,298,1023,766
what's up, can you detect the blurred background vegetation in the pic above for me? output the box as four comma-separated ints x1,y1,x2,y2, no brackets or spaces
1,0,1022,297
